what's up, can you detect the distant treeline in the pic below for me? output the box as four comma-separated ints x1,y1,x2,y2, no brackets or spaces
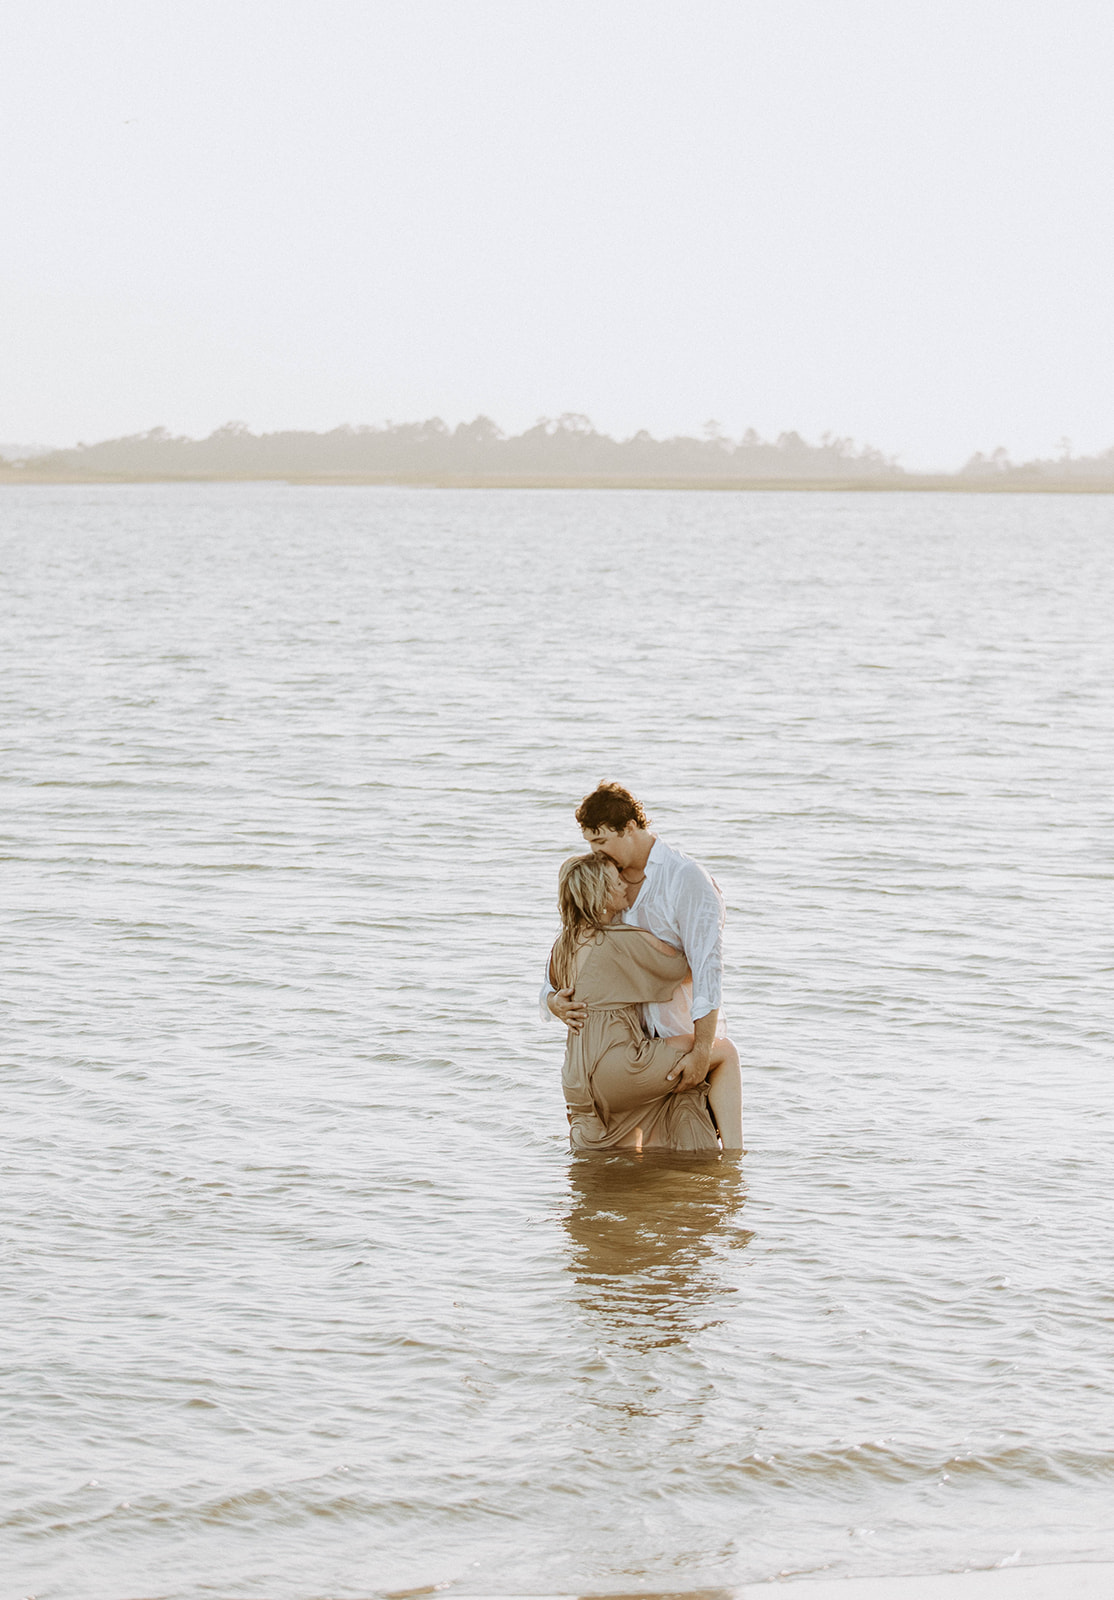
18,416,902,480
956,443,1114,482
10,417,1114,483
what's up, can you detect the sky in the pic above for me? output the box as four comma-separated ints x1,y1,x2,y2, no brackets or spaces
3,0,1113,469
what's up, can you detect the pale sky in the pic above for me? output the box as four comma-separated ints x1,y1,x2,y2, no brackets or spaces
3,0,1113,468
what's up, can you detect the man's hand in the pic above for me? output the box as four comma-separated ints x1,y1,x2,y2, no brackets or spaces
667,1045,712,1092
548,987,587,1033
666,1010,718,1092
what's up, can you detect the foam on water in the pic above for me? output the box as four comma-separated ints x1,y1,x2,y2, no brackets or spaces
3,484,1114,1598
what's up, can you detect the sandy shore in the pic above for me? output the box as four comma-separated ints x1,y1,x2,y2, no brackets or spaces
460,1566,1114,1600
737,1558,1114,1595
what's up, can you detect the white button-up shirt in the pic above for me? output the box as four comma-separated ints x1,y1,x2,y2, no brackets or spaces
541,837,726,1037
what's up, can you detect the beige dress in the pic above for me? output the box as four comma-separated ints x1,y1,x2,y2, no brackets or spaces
559,927,720,1153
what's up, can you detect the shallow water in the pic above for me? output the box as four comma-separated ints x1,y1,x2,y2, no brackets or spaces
3,483,1114,1599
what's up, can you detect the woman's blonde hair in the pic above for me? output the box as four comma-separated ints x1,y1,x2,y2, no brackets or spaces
549,852,617,990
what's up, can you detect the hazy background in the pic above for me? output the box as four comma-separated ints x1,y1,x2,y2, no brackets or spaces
3,0,1114,470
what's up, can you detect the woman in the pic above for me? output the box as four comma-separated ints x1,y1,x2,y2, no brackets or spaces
550,853,739,1153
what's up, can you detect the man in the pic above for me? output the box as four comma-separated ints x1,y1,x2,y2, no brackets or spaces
542,781,742,1149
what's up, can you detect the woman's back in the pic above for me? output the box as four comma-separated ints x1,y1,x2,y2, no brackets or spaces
570,926,689,1008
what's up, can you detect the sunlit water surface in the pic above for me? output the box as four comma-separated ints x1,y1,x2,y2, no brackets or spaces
3,484,1114,1599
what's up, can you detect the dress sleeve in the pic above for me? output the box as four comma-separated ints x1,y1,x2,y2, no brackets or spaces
673,862,724,1020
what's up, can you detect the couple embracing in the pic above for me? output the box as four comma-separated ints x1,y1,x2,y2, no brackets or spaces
542,783,742,1154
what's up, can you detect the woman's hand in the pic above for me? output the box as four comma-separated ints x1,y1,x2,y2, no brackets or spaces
548,987,587,1033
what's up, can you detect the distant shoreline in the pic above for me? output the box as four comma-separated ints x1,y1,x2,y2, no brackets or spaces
3,468,1113,493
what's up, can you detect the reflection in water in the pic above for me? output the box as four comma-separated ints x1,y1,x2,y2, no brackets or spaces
562,1153,751,1349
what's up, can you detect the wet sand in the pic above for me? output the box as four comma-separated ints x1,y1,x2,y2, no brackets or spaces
739,1558,1114,1594
484,1568,1114,1599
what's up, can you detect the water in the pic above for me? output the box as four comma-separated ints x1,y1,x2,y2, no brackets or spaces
3,483,1113,1599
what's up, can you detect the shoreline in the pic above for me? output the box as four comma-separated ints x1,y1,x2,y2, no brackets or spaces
451,1564,1114,1599
3,469,1114,493
737,1560,1114,1596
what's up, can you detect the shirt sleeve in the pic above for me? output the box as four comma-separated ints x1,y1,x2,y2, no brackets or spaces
673,862,724,1021
539,950,558,1023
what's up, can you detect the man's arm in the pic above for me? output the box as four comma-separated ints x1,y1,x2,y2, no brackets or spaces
665,863,724,1089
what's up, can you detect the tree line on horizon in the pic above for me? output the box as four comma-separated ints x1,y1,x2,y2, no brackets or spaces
10,414,1114,481
11,415,902,479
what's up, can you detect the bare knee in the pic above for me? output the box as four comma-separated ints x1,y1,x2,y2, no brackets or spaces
708,1038,740,1074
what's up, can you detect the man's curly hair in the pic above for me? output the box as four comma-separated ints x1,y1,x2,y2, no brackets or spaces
574,782,649,834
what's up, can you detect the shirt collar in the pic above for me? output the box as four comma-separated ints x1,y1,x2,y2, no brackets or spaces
643,837,664,872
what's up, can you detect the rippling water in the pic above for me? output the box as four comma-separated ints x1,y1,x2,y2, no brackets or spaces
4,484,1114,1599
